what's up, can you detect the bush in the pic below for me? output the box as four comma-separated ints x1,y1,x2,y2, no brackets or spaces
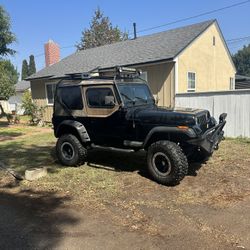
6,113,20,124
21,90,45,125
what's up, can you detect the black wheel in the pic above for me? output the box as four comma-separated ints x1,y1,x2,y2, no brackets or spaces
56,134,87,166
147,140,188,186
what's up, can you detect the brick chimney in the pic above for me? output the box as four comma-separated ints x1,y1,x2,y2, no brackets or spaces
44,39,60,67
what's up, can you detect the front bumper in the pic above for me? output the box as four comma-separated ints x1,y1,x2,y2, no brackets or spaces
189,113,227,155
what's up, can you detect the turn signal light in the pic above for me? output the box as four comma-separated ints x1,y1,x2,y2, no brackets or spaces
177,126,189,130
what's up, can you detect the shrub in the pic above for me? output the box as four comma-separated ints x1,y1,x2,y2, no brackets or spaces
21,90,45,125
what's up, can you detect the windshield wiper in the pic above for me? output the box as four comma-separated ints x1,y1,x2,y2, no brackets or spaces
121,93,134,102
134,96,148,103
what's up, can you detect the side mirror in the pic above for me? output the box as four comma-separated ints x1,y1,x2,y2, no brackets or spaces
105,96,115,107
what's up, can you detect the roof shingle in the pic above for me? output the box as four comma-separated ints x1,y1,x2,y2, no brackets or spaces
27,20,215,80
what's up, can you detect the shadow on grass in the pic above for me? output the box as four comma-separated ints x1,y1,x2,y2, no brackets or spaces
187,162,204,176
0,141,58,175
0,137,204,184
0,131,24,141
86,149,151,180
0,187,77,249
0,120,9,127
86,149,205,180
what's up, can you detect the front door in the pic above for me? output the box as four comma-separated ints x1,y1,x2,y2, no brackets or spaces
82,85,130,146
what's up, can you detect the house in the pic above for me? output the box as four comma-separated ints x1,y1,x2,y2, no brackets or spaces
0,80,30,114
235,75,250,89
8,80,30,114
27,19,236,122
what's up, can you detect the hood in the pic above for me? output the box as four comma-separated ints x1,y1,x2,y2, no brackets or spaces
126,105,208,126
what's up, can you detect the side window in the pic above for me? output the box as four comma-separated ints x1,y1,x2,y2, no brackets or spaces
86,87,115,108
46,83,57,104
187,72,196,92
58,86,83,110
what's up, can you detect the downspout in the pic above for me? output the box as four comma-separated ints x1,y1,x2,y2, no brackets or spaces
173,57,179,107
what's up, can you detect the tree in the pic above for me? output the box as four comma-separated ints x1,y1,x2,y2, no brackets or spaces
28,54,36,76
0,6,17,118
76,7,128,50
0,60,18,116
21,59,29,80
0,60,18,99
0,6,16,57
232,44,250,76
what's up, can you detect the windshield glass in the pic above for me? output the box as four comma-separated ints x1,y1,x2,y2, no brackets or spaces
117,83,155,106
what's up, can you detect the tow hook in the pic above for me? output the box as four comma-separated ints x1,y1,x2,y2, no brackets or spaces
214,144,219,150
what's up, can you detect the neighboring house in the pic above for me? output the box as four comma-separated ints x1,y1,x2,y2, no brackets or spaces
8,80,30,114
235,75,250,89
27,19,236,122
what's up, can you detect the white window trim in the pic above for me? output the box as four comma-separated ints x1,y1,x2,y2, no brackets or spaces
45,82,57,106
187,71,196,92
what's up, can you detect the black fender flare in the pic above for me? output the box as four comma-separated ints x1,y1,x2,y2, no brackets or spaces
55,120,90,143
143,126,197,148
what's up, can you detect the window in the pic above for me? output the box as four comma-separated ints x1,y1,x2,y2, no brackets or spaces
213,36,216,46
230,77,235,90
46,83,57,104
58,86,83,110
187,72,196,92
86,87,115,108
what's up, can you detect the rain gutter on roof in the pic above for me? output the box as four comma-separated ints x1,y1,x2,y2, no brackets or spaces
25,75,54,81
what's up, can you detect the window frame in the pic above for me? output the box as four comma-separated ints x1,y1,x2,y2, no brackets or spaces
187,72,196,92
45,82,57,105
86,87,116,109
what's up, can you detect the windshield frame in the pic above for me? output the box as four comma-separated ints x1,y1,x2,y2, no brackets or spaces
116,82,155,107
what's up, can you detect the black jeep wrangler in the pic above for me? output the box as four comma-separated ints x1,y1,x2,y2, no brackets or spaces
52,67,226,186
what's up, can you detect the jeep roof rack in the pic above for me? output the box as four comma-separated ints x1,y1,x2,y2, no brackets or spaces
63,66,141,80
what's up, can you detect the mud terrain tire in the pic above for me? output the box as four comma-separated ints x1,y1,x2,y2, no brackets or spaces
147,140,188,186
56,134,87,166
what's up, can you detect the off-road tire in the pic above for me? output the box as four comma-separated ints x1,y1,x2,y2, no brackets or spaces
56,134,87,166
147,140,188,186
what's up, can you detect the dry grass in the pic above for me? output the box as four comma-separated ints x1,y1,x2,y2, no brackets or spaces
0,124,250,215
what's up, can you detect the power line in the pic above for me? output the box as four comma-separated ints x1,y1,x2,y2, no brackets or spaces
33,45,75,58
31,1,250,59
128,0,250,35
227,35,250,43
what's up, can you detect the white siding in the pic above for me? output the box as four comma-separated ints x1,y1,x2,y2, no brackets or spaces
175,90,250,138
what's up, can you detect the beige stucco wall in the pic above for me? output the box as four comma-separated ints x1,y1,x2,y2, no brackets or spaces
30,80,54,122
177,23,236,93
136,62,175,107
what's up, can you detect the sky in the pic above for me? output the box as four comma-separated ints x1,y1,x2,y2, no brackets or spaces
1,0,250,75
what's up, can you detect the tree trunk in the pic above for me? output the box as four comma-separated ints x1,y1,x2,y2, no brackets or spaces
0,102,7,118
